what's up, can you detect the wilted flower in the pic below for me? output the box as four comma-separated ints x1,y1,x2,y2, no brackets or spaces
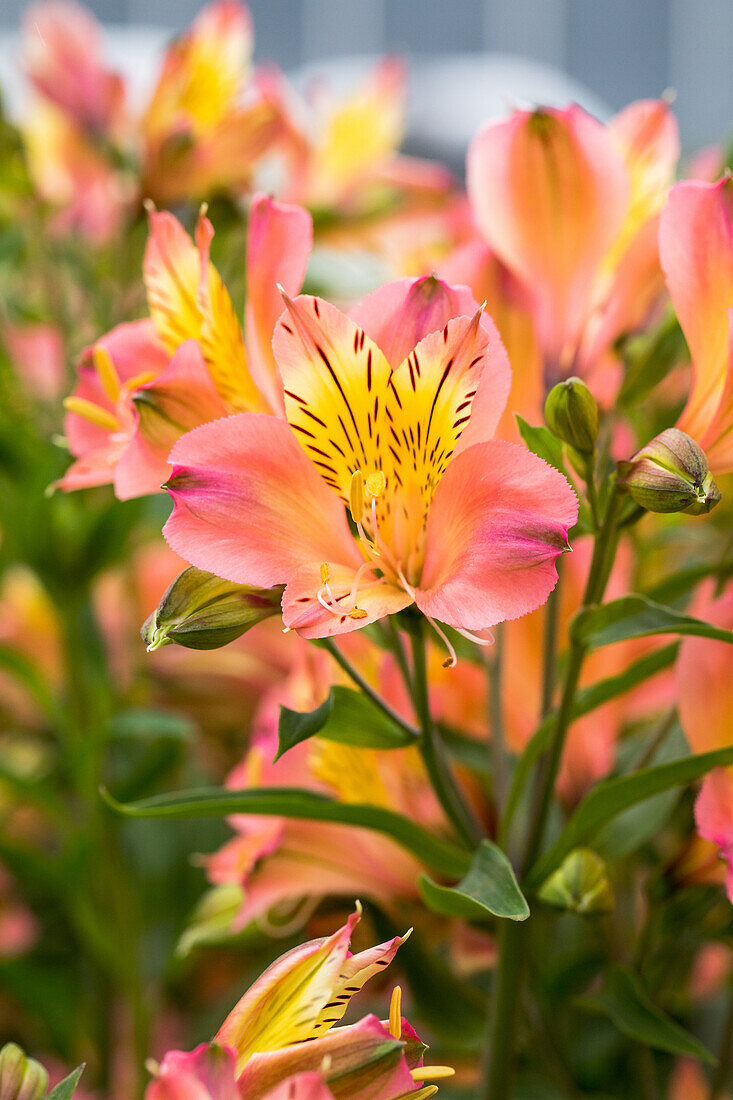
617,428,721,514
164,276,578,648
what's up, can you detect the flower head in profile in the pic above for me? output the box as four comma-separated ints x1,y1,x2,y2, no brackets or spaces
59,194,312,498
659,176,733,475
146,907,451,1099
467,99,679,379
164,276,578,652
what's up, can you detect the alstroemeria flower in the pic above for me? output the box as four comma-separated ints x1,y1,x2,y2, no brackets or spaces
60,194,311,497
659,177,733,474
677,585,733,902
141,1,287,204
146,908,449,1100
164,276,578,645
467,100,679,379
23,0,126,136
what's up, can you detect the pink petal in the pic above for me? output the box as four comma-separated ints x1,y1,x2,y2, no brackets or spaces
114,340,228,499
263,1073,334,1100
245,193,312,414
695,770,733,903
282,562,412,639
349,274,484,369
417,440,578,630
164,413,358,587
676,586,733,756
467,104,629,364
3,322,64,401
659,178,733,444
146,1043,239,1100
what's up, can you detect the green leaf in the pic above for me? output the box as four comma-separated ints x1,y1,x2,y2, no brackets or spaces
47,1064,86,1100
101,786,470,878
537,849,614,914
576,966,715,1063
618,308,687,407
572,594,733,649
527,744,733,887
419,839,529,921
276,685,414,761
500,643,678,842
109,707,195,742
515,416,568,474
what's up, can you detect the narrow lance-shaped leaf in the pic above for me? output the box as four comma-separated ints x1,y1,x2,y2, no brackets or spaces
527,744,733,887
576,966,716,1063
46,1064,86,1100
419,839,530,921
101,786,471,878
571,594,733,649
276,685,416,761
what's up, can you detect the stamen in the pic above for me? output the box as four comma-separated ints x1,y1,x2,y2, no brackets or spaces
410,1067,455,1083
144,1059,160,1077
349,608,368,619
454,626,495,648
425,614,458,668
365,470,386,499
317,588,345,617
320,562,331,585
92,344,121,403
409,1089,439,1100
63,396,119,432
389,986,402,1040
348,560,378,607
349,470,365,523
125,370,158,392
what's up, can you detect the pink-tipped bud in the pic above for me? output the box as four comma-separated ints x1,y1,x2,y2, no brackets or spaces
617,428,721,514
0,1044,48,1100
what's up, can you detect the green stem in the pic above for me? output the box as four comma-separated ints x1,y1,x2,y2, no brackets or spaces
321,637,419,739
486,624,506,818
380,617,413,695
540,571,562,719
710,989,733,1100
409,627,484,849
483,480,624,1100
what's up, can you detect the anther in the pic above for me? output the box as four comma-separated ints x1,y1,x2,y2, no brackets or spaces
349,608,368,620
320,563,331,585
63,396,119,432
349,470,365,523
410,1067,455,1083
92,344,121,403
389,986,402,1040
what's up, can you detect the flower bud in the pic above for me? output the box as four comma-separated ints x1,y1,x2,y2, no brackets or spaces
544,377,599,454
538,849,614,914
0,1044,48,1100
617,428,721,515
141,567,284,651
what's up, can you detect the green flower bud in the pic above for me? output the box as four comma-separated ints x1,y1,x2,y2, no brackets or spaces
141,567,284,651
0,1044,48,1100
538,849,614,915
544,377,599,454
617,428,721,515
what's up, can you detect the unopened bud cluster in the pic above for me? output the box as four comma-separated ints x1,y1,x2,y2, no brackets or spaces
0,1044,48,1100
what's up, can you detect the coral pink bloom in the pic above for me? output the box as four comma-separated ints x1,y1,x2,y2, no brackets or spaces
147,910,434,1100
23,1,125,135
141,1,286,204
60,195,311,497
467,101,678,379
660,178,733,473
165,276,578,642
677,585,733,901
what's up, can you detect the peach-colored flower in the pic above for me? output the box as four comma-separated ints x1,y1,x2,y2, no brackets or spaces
60,195,312,497
467,100,679,381
164,275,577,641
659,177,733,473
2,322,65,402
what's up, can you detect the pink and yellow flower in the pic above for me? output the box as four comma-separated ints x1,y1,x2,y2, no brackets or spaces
59,194,312,497
676,584,733,902
146,908,449,1099
659,177,733,474
164,275,578,643
141,1,287,204
467,99,679,383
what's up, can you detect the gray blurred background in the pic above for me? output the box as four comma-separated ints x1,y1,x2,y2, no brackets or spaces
2,0,732,163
